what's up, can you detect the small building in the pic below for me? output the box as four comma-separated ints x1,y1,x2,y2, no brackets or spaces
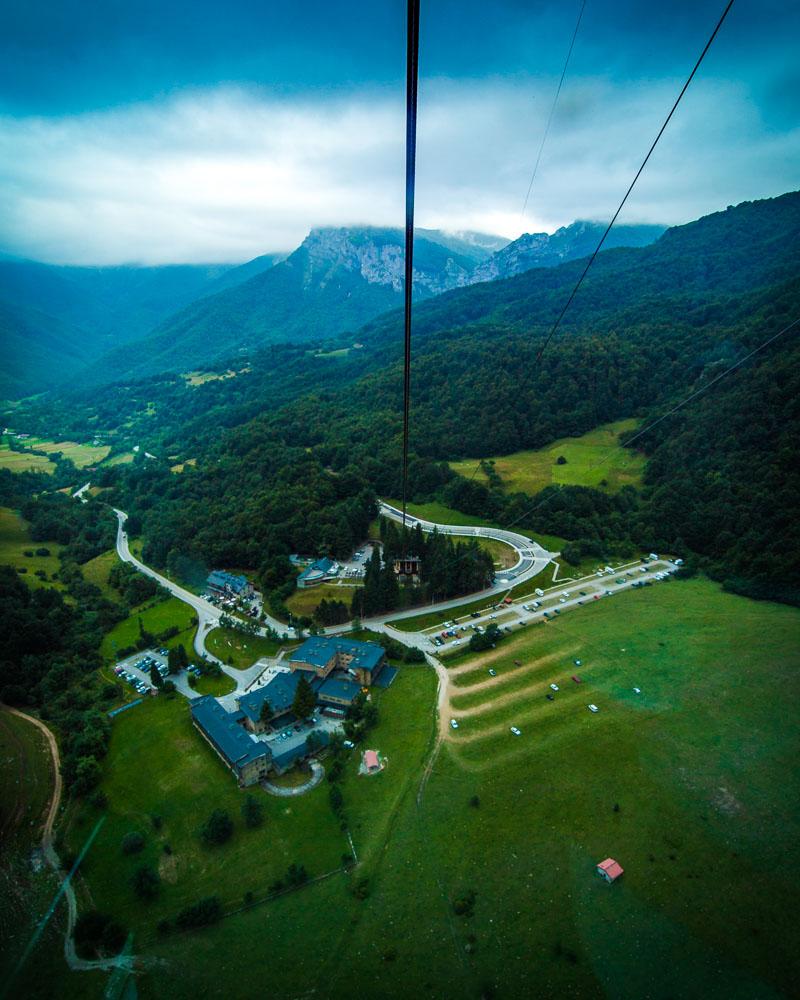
596,858,624,883
297,557,340,589
393,555,422,582
364,749,381,773
190,696,271,786
289,636,386,686
207,570,253,598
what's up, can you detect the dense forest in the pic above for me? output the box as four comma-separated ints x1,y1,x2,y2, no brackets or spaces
4,192,800,606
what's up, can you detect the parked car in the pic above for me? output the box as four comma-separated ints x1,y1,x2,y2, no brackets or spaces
572,675,582,684
470,611,481,618
510,726,521,736
343,740,355,748
588,704,599,713
633,686,641,694
488,668,497,677
546,693,554,701
550,683,559,691
450,719,459,730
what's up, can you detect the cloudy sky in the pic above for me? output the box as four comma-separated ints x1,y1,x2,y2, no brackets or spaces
1,0,798,264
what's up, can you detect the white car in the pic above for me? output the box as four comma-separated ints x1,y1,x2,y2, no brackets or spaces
550,683,559,691
488,669,497,677
559,598,566,603
633,687,641,694
510,726,521,736
450,719,459,730
588,704,599,713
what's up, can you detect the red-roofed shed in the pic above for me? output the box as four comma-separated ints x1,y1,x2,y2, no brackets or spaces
597,858,624,883
364,750,381,773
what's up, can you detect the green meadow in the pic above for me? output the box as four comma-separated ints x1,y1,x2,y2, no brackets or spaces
449,419,646,495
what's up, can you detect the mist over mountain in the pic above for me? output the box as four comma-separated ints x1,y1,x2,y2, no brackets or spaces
470,221,666,283
0,254,283,398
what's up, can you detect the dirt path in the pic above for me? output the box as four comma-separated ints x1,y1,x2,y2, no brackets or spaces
3,706,137,976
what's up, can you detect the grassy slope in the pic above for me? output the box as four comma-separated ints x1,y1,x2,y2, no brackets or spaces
449,419,646,494
204,628,288,668
0,441,55,474
100,598,196,661
114,579,800,1000
285,581,361,619
0,710,105,1000
0,506,64,590
80,548,120,600
59,667,435,956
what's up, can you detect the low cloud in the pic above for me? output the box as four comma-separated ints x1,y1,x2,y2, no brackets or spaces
0,77,796,264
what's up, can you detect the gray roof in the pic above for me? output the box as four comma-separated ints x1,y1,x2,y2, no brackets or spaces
318,675,361,704
273,730,330,769
238,670,320,723
290,636,385,673
191,696,271,771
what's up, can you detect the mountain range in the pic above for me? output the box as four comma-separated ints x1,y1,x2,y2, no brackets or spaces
0,220,666,398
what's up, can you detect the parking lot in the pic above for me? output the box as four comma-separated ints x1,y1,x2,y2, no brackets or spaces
113,648,206,698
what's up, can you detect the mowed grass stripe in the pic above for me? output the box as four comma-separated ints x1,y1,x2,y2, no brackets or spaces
450,647,579,709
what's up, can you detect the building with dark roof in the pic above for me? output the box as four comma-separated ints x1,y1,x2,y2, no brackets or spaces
207,570,253,597
190,695,271,786
272,730,331,775
237,671,320,734
297,557,340,589
318,675,362,707
289,636,386,685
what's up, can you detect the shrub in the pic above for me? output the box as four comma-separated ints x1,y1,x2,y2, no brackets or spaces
200,809,233,846
74,911,126,958
241,795,264,829
131,865,160,900
121,831,145,855
452,890,476,917
175,896,222,930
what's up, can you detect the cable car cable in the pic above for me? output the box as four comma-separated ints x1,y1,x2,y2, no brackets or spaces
534,0,735,364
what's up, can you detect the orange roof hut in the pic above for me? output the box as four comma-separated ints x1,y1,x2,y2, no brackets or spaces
597,858,624,883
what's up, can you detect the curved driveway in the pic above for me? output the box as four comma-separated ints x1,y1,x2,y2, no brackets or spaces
378,501,553,587
113,508,291,652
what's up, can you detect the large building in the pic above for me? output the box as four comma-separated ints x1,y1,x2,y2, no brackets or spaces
289,636,386,686
207,570,253,598
190,695,272,786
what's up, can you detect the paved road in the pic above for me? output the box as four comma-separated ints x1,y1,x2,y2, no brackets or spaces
113,507,292,656
378,501,554,587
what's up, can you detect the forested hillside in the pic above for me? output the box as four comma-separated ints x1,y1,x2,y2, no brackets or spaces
6,192,800,605
0,254,283,398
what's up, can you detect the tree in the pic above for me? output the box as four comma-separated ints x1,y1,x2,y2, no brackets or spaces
259,699,273,726
73,756,102,795
200,809,234,846
241,795,264,829
121,831,145,855
305,730,324,754
74,911,127,959
292,676,317,721
131,864,160,900
149,663,163,688
175,896,222,930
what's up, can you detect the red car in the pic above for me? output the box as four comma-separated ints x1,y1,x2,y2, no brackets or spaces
572,675,582,684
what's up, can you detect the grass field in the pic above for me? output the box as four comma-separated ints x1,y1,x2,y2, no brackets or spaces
58,665,436,959
0,441,55,474
80,548,120,600
0,506,64,590
449,419,646,495
0,709,105,1000
60,578,796,1000
11,436,110,469
0,709,54,854
102,451,135,467
285,581,361,619
194,672,236,697
204,628,288,668
100,598,197,661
